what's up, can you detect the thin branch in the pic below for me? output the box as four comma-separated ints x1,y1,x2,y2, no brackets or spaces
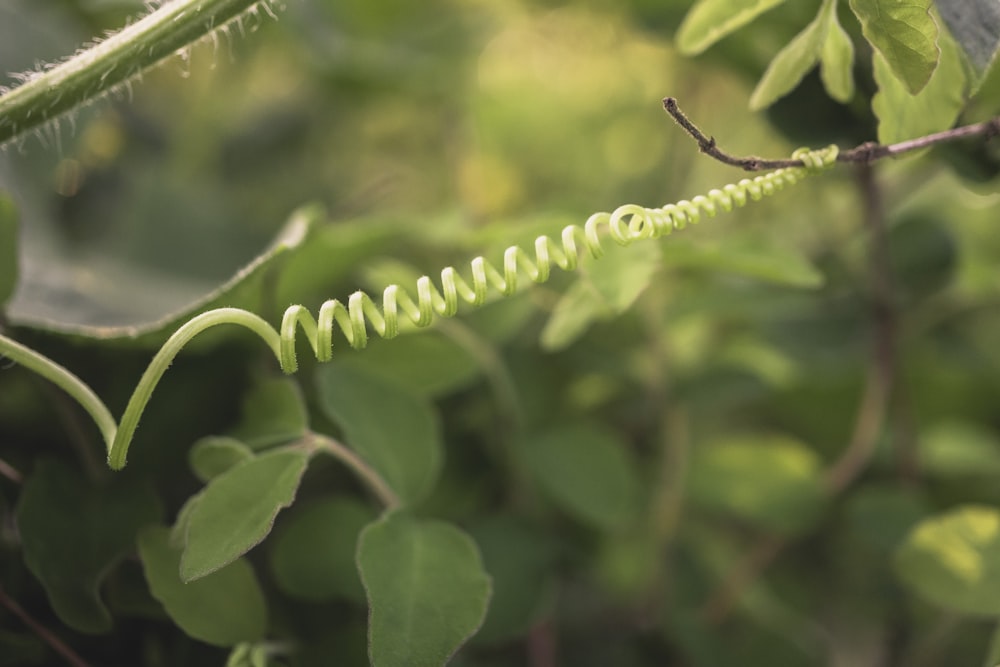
663,97,1000,171
0,584,92,667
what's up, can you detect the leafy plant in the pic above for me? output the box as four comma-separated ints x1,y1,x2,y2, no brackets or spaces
1,1,1000,666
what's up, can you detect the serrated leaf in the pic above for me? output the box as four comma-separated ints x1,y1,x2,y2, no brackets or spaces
315,360,442,505
189,436,255,483
139,526,267,646
750,9,827,110
676,0,788,55
687,435,825,535
516,424,641,531
894,505,1000,615
269,496,376,603
16,460,161,634
849,0,939,94
180,449,309,581
820,0,856,101
937,0,1000,74
873,28,967,144
358,512,492,667
229,376,309,450
0,193,17,309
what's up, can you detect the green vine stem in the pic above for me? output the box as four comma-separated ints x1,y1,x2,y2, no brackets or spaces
0,0,276,145
0,145,837,472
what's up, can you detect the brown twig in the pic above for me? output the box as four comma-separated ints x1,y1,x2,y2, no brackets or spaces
0,584,93,667
663,97,1000,171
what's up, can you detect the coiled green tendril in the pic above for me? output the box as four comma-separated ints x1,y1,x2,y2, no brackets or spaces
0,145,838,470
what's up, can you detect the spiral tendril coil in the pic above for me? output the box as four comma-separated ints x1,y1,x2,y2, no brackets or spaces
277,145,838,374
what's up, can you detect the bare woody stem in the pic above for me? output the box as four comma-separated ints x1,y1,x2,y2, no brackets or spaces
663,97,1000,171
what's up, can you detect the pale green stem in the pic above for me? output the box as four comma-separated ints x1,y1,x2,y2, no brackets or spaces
0,332,118,448
0,0,272,145
107,308,281,470
308,432,401,510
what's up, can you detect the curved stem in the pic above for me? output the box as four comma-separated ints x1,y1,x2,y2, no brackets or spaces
107,308,281,470
0,0,275,145
308,432,401,510
0,332,117,448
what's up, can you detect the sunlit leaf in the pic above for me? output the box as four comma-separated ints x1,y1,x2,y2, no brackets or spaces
849,0,940,93
180,449,310,581
676,0,788,55
188,436,255,483
0,193,17,309
687,435,825,535
873,28,967,144
229,376,309,449
894,505,1000,615
516,424,641,531
316,360,442,505
139,526,267,646
269,496,376,603
820,0,856,101
750,9,827,110
16,460,161,634
358,512,492,667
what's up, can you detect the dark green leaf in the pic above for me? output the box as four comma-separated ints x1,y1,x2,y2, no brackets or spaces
269,496,377,603
0,192,17,309
316,360,442,505
849,0,940,94
517,424,641,531
687,435,825,535
180,449,310,581
894,505,1000,615
676,0,788,55
16,460,161,633
873,28,967,144
229,376,309,449
358,512,492,667
189,436,255,483
138,526,267,646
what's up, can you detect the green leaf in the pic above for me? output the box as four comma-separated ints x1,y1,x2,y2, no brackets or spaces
316,360,442,505
180,449,310,581
873,27,967,144
687,435,825,535
918,421,1000,477
269,496,377,603
676,0,788,55
937,0,1000,75
750,9,827,110
16,460,161,634
138,526,267,646
661,236,824,288
849,0,939,94
358,512,492,667
516,424,641,531
229,376,309,450
540,280,607,352
188,436,255,483
0,193,17,309
894,505,1000,615
820,0,856,102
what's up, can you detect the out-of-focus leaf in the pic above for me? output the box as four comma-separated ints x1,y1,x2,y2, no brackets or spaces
269,496,376,603
358,512,491,667
820,0,856,101
540,280,607,352
873,29,967,144
180,449,310,581
188,436,255,483
229,376,308,449
517,424,641,531
0,193,17,309
16,460,161,634
7,204,317,344
849,0,940,94
316,360,442,505
139,526,267,647
845,484,929,553
750,5,828,110
937,0,1000,79
687,435,825,535
894,505,1000,615
888,213,958,300
676,0,788,55
661,237,824,288
468,515,558,645
919,421,1000,477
